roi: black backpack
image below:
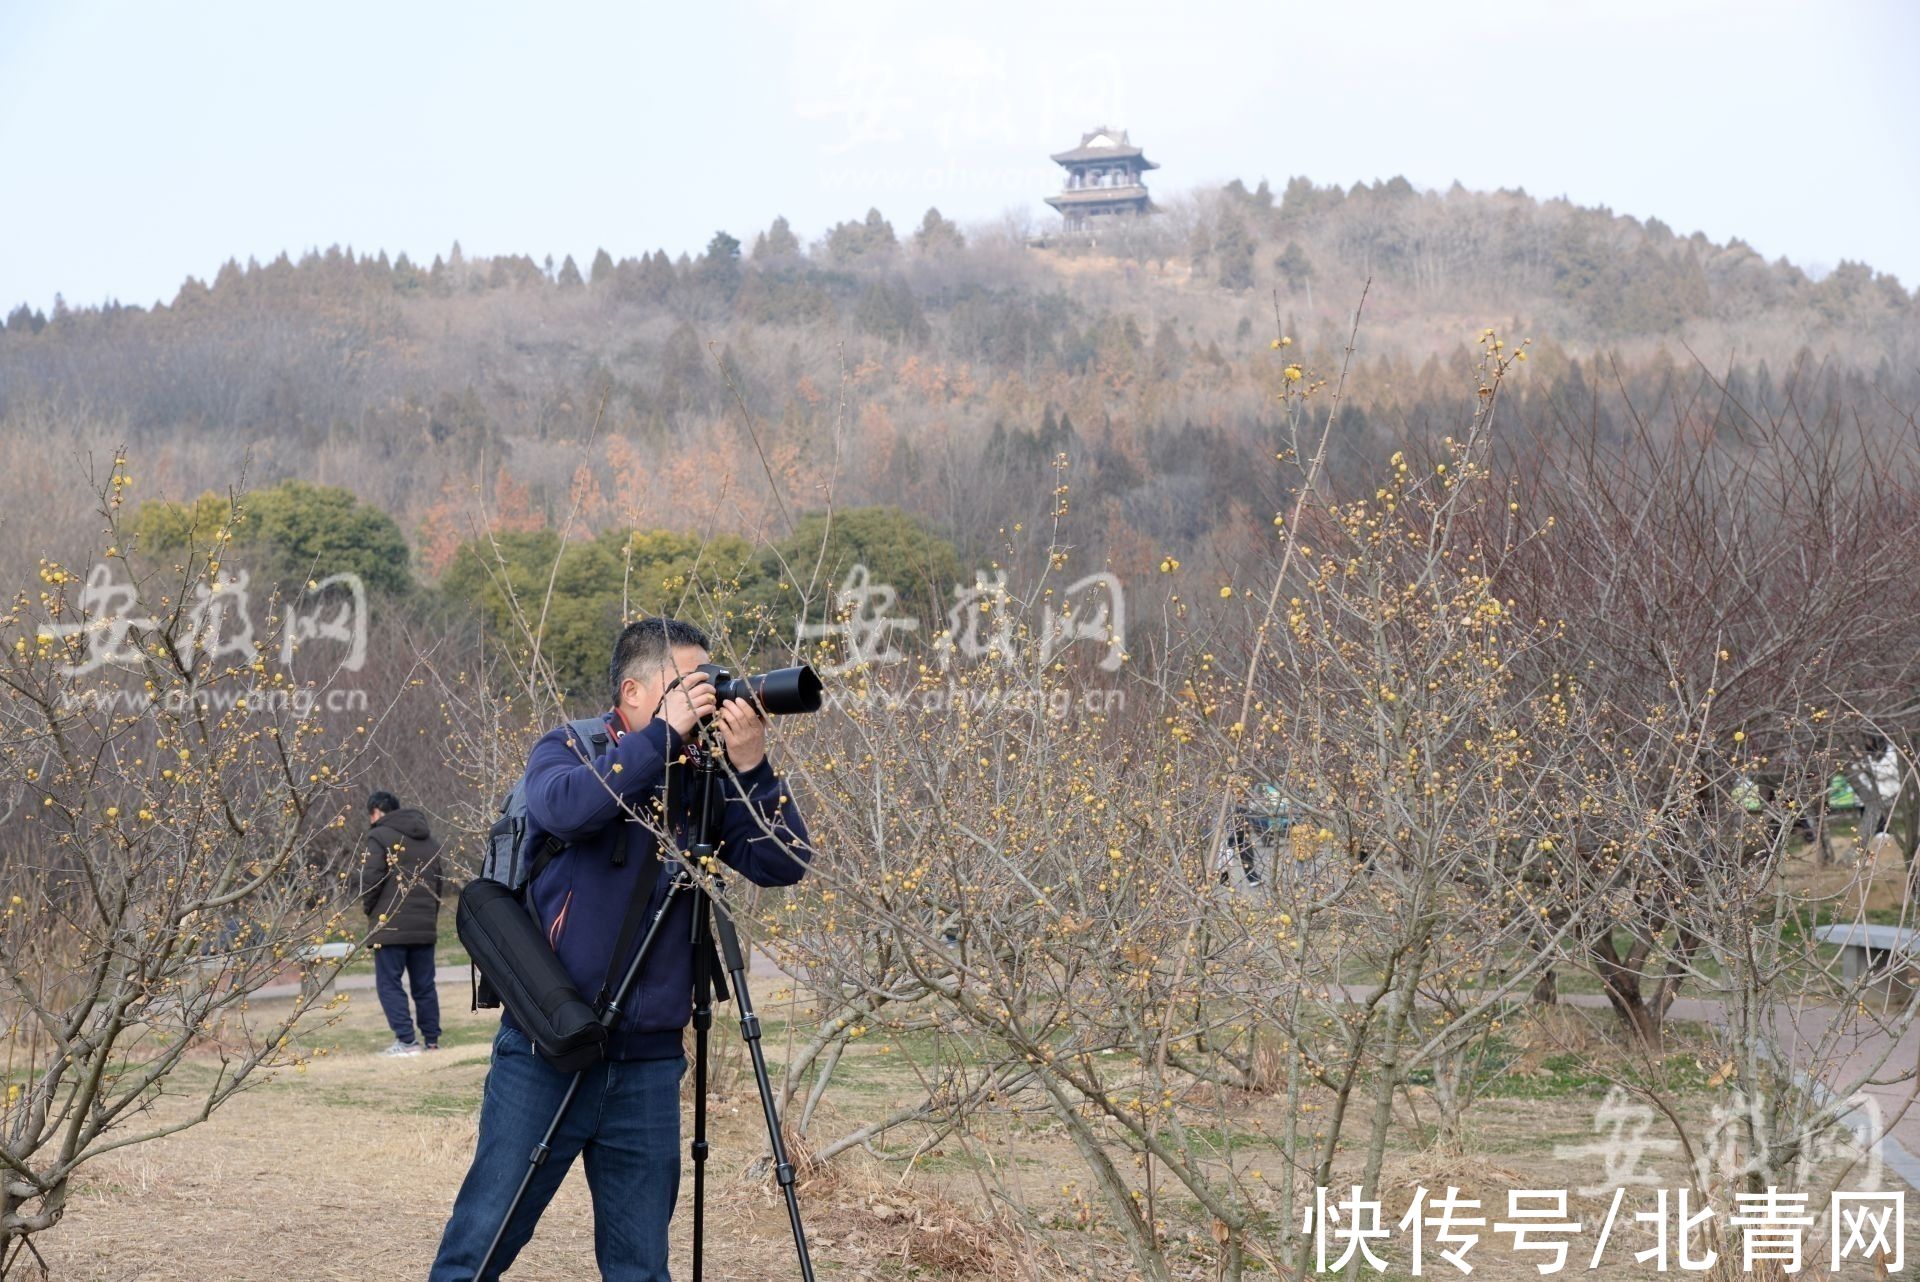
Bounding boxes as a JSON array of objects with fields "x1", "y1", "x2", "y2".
[{"x1": 480, "y1": 715, "x2": 610, "y2": 892}]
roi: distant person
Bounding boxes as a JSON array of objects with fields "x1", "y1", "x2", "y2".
[{"x1": 360, "y1": 790, "x2": 445, "y2": 1057}]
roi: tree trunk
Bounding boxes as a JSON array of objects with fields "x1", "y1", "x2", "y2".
[
  {"x1": 1531, "y1": 967, "x2": 1558, "y2": 1005},
  {"x1": 1361, "y1": 952, "x2": 1423, "y2": 1198}
]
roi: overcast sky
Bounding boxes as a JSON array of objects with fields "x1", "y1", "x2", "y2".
[{"x1": 2, "y1": 0, "x2": 1915, "y2": 312}]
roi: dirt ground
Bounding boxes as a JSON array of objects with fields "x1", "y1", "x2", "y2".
[
  {"x1": 27, "y1": 978, "x2": 1911, "y2": 1281},
  {"x1": 33, "y1": 986, "x2": 1052, "y2": 1282}
]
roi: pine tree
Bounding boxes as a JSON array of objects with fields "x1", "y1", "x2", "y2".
[
  {"x1": 698, "y1": 231, "x2": 742, "y2": 299},
  {"x1": 757, "y1": 215, "x2": 801, "y2": 259},
  {"x1": 639, "y1": 250, "x2": 676, "y2": 301},
  {"x1": 825, "y1": 209, "x2": 898, "y2": 265},
  {"x1": 1214, "y1": 212, "x2": 1255, "y2": 291},
  {"x1": 590, "y1": 248, "x2": 616, "y2": 286},
  {"x1": 393, "y1": 253, "x2": 422, "y2": 294},
  {"x1": 913, "y1": 207, "x2": 965, "y2": 253},
  {"x1": 1188, "y1": 220, "x2": 1213, "y2": 274},
  {"x1": 1274, "y1": 242, "x2": 1314, "y2": 302},
  {"x1": 557, "y1": 254, "x2": 585, "y2": 288}
]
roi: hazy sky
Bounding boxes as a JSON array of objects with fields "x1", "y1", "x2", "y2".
[{"x1": 3, "y1": 0, "x2": 1916, "y2": 312}]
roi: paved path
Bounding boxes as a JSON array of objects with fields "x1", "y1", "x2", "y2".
[
  {"x1": 1552, "y1": 990, "x2": 1920, "y2": 1183},
  {"x1": 1325, "y1": 982, "x2": 1920, "y2": 1190},
  {"x1": 251, "y1": 945, "x2": 795, "y2": 1005},
  {"x1": 261, "y1": 953, "x2": 1920, "y2": 1189}
]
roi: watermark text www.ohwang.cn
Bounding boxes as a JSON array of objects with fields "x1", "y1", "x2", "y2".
[{"x1": 60, "y1": 685, "x2": 369, "y2": 718}]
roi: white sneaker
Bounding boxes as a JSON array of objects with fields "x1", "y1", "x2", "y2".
[{"x1": 380, "y1": 1040, "x2": 423, "y2": 1057}]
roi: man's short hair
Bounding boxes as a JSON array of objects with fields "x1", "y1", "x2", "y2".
[
  {"x1": 609, "y1": 616, "x2": 711, "y2": 705},
  {"x1": 367, "y1": 790, "x2": 401, "y2": 816}
]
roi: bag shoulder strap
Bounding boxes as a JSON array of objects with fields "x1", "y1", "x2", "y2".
[
  {"x1": 521, "y1": 715, "x2": 616, "y2": 894},
  {"x1": 597, "y1": 864, "x2": 668, "y2": 1015}
]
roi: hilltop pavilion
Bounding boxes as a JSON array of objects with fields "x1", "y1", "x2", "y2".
[{"x1": 1044, "y1": 127, "x2": 1159, "y2": 234}]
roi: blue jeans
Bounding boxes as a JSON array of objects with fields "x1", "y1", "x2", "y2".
[
  {"x1": 373, "y1": 942, "x2": 441, "y2": 1045},
  {"x1": 430, "y1": 1024, "x2": 685, "y2": 1281}
]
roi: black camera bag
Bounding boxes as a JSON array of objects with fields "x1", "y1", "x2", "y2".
[{"x1": 457, "y1": 876, "x2": 607, "y2": 1073}]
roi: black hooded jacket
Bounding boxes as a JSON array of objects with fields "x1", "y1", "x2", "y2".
[{"x1": 359, "y1": 808, "x2": 445, "y2": 947}]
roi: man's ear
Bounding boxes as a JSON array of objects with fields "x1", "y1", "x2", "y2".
[{"x1": 619, "y1": 675, "x2": 648, "y2": 715}]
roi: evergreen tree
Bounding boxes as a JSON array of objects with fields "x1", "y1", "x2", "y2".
[
  {"x1": 824, "y1": 208, "x2": 898, "y2": 265},
  {"x1": 557, "y1": 254, "x2": 585, "y2": 289},
  {"x1": 913, "y1": 207, "x2": 965, "y2": 253},
  {"x1": 1274, "y1": 242, "x2": 1314, "y2": 306},
  {"x1": 1214, "y1": 212, "x2": 1255, "y2": 291},
  {"x1": 756, "y1": 215, "x2": 801, "y2": 259},
  {"x1": 392, "y1": 253, "x2": 422, "y2": 294},
  {"x1": 639, "y1": 250, "x2": 677, "y2": 301},
  {"x1": 855, "y1": 277, "x2": 929, "y2": 343},
  {"x1": 697, "y1": 231, "x2": 742, "y2": 299},
  {"x1": 590, "y1": 247, "x2": 616, "y2": 286},
  {"x1": 1187, "y1": 219, "x2": 1213, "y2": 274}
]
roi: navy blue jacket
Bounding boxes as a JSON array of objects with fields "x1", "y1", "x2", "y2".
[{"x1": 506, "y1": 712, "x2": 812, "y2": 1060}]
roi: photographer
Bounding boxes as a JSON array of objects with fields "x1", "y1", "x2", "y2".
[{"x1": 430, "y1": 617, "x2": 812, "y2": 1282}]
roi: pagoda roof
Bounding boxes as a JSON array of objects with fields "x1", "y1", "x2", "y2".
[{"x1": 1050, "y1": 127, "x2": 1159, "y2": 168}]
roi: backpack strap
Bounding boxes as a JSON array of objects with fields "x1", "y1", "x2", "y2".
[
  {"x1": 523, "y1": 715, "x2": 618, "y2": 897},
  {"x1": 563, "y1": 714, "x2": 613, "y2": 759}
]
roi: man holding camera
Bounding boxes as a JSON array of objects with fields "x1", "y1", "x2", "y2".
[{"x1": 430, "y1": 617, "x2": 812, "y2": 1282}]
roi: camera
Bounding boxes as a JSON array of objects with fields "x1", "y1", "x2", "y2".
[{"x1": 694, "y1": 663, "x2": 824, "y2": 716}]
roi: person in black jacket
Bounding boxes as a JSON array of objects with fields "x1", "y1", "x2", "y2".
[
  {"x1": 429, "y1": 617, "x2": 812, "y2": 1282},
  {"x1": 361, "y1": 790, "x2": 446, "y2": 1057}
]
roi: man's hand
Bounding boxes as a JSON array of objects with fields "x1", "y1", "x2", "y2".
[
  {"x1": 715, "y1": 697, "x2": 767, "y2": 773},
  {"x1": 658, "y1": 669, "x2": 717, "y2": 738}
]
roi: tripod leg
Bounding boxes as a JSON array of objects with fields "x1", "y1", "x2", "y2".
[
  {"x1": 475, "y1": 1071, "x2": 584, "y2": 1280},
  {"x1": 690, "y1": 889, "x2": 713, "y2": 1282},
  {"x1": 709, "y1": 896, "x2": 817, "y2": 1282},
  {"x1": 476, "y1": 877, "x2": 687, "y2": 1280}
]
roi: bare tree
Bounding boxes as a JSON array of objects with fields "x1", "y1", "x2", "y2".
[{"x1": 0, "y1": 462, "x2": 380, "y2": 1274}]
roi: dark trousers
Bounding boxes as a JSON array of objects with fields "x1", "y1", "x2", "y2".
[
  {"x1": 373, "y1": 941, "x2": 441, "y2": 1045},
  {"x1": 430, "y1": 1024, "x2": 684, "y2": 1281}
]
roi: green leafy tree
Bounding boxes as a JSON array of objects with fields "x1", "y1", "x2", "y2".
[
  {"x1": 767, "y1": 506, "x2": 962, "y2": 639},
  {"x1": 131, "y1": 492, "x2": 238, "y2": 554},
  {"x1": 134, "y1": 481, "x2": 412, "y2": 597},
  {"x1": 442, "y1": 527, "x2": 768, "y2": 699}
]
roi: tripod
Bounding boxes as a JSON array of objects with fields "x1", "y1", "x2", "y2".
[{"x1": 475, "y1": 748, "x2": 816, "y2": 1282}]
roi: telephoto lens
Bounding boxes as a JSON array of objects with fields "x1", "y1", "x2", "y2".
[{"x1": 695, "y1": 663, "x2": 824, "y2": 716}]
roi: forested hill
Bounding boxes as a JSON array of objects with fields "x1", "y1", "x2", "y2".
[{"x1": 3, "y1": 175, "x2": 1915, "y2": 583}]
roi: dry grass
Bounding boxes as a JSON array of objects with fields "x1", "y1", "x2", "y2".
[
  {"x1": 28, "y1": 971, "x2": 1875, "y2": 1281},
  {"x1": 33, "y1": 988, "x2": 1032, "y2": 1282}
]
